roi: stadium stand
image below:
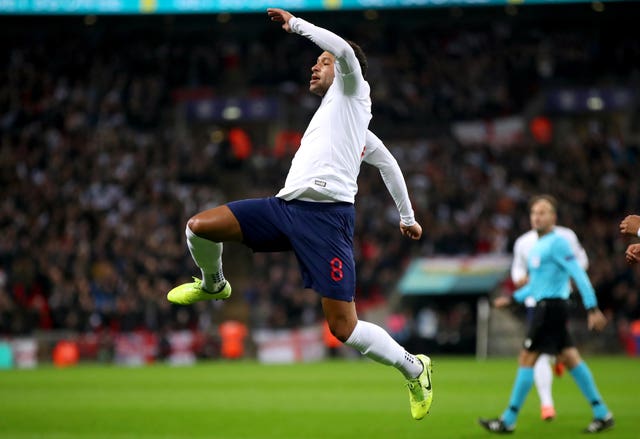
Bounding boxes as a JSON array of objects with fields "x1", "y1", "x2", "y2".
[{"x1": 1, "y1": 5, "x2": 639, "y2": 360}]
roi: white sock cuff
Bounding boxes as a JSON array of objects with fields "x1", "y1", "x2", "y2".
[
  {"x1": 344, "y1": 320, "x2": 365, "y2": 351},
  {"x1": 344, "y1": 320, "x2": 402, "y2": 367},
  {"x1": 344, "y1": 320, "x2": 422, "y2": 379}
]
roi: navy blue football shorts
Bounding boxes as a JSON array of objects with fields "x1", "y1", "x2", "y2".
[{"x1": 227, "y1": 197, "x2": 356, "y2": 302}]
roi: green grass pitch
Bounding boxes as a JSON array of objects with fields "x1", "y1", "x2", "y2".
[{"x1": 1, "y1": 356, "x2": 636, "y2": 439}]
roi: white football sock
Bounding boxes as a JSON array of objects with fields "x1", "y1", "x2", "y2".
[
  {"x1": 185, "y1": 225, "x2": 226, "y2": 292},
  {"x1": 534, "y1": 353, "x2": 554, "y2": 407},
  {"x1": 345, "y1": 320, "x2": 423, "y2": 379}
]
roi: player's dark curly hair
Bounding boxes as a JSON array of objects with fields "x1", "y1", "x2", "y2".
[{"x1": 347, "y1": 40, "x2": 367, "y2": 78}]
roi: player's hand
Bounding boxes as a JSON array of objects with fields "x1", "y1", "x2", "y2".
[
  {"x1": 587, "y1": 308, "x2": 607, "y2": 332},
  {"x1": 267, "y1": 8, "x2": 294, "y2": 32},
  {"x1": 625, "y1": 243, "x2": 640, "y2": 265},
  {"x1": 619, "y1": 214, "x2": 640, "y2": 236},
  {"x1": 493, "y1": 296, "x2": 512, "y2": 308},
  {"x1": 400, "y1": 222, "x2": 422, "y2": 240}
]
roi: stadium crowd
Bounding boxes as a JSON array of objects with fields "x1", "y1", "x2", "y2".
[{"x1": 1, "y1": 7, "x2": 639, "y2": 356}]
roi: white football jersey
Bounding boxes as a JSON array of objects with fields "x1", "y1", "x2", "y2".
[{"x1": 276, "y1": 17, "x2": 372, "y2": 204}]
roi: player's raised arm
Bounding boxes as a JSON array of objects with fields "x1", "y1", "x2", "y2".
[
  {"x1": 268, "y1": 8, "x2": 355, "y2": 69},
  {"x1": 267, "y1": 7, "x2": 364, "y2": 94},
  {"x1": 266, "y1": 8, "x2": 293, "y2": 32}
]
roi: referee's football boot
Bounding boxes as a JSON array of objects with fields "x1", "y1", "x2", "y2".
[
  {"x1": 407, "y1": 354, "x2": 433, "y2": 420},
  {"x1": 583, "y1": 414, "x2": 614, "y2": 433},
  {"x1": 478, "y1": 418, "x2": 515, "y2": 434},
  {"x1": 167, "y1": 277, "x2": 231, "y2": 305}
]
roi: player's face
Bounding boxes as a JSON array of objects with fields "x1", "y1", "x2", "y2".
[
  {"x1": 530, "y1": 200, "x2": 557, "y2": 235},
  {"x1": 309, "y1": 51, "x2": 335, "y2": 97}
]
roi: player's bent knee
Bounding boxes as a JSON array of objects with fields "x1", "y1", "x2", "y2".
[
  {"x1": 187, "y1": 217, "x2": 206, "y2": 235},
  {"x1": 187, "y1": 206, "x2": 243, "y2": 242}
]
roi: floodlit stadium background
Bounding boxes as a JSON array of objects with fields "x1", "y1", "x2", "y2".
[{"x1": 1, "y1": 0, "x2": 639, "y2": 368}]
